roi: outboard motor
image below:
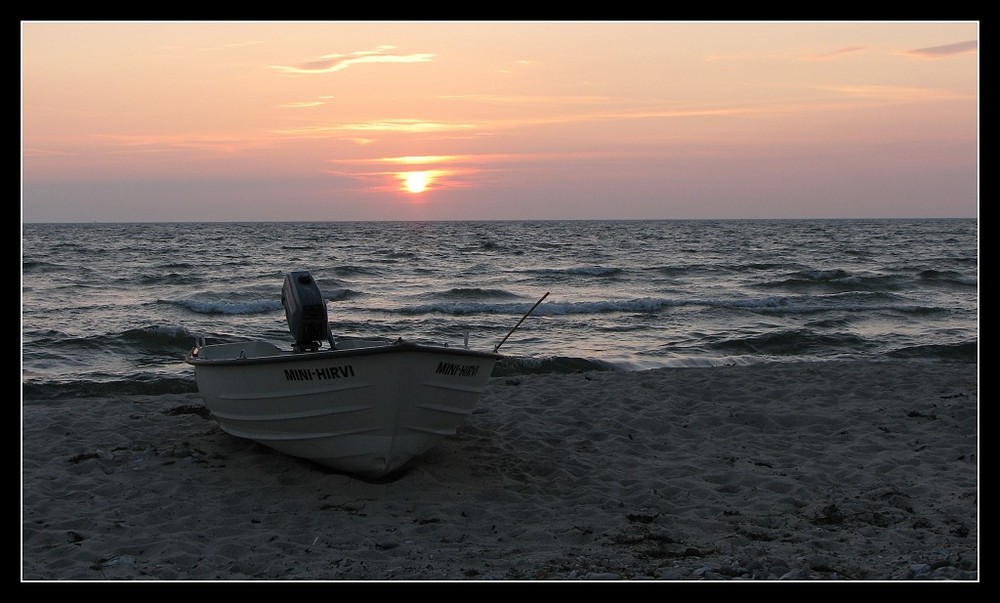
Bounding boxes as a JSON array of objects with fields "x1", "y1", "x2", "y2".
[{"x1": 282, "y1": 271, "x2": 332, "y2": 351}]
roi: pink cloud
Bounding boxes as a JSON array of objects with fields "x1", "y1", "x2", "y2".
[{"x1": 899, "y1": 40, "x2": 978, "y2": 58}]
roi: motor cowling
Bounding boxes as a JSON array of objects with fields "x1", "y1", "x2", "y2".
[{"x1": 281, "y1": 271, "x2": 330, "y2": 351}]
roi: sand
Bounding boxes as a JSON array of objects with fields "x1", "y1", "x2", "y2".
[{"x1": 21, "y1": 360, "x2": 978, "y2": 581}]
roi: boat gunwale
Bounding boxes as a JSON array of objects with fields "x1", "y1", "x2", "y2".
[{"x1": 185, "y1": 339, "x2": 503, "y2": 367}]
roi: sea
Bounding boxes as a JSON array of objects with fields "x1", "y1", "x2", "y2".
[{"x1": 21, "y1": 219, "x2": 978, "y2": 402}]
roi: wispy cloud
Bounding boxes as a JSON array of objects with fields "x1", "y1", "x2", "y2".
[
  {"x1": 268, "y1": 45, "x2": 435, "y2": 75},
  {"x1": 898, "y1": 40, "x2": 978, "y2": 58},
  {"x1": 434, "y1": 94, "x2": 612, "y2": 106},
  {"x1": 818, "y1": 84, "x2": 970, "y2": 102},
  {"x1": 279, "y1": 95, "x2": 335, "y2": 109},
  {"x1": 374, "y1": 155, "x2": 463, "y2": 166},
  {"x1": 271, "y1": 120, "x2": 477, "y2": 138},
  {"x1": 704, "y1": 52, "x2": 793, "y2": 62},
  {"x1": 90, "y1": 133, "x2": 275, "y2": 156},
  {"x1": 800, "y1": 46, "x2": 868, "y2": 61},
  {"x1": 197, "y1": 40, "x2": 266, "y2": 52},
  {"x1": 157, "y1": 40, "x2": 266, "y2": 58}
]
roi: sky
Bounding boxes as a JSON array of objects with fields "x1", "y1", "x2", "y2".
[{"x1": 20, "y1": 20, "x2": 979, "y2": 222}]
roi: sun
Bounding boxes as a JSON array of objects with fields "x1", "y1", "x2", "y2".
[{"x1": 403, "y1": 171, "x2": 430, "y2": 194}]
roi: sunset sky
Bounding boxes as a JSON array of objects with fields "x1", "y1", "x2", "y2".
[{"x1": 21, "y1": 21, "x2": 979, "y2": 222}]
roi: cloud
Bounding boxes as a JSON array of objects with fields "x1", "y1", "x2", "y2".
[
  {"x1": 375, "y1": 155, "x2": 463, "y2": 166},
  {"x1": 434, "y1": 94, "x2": 612, "y2": 106},
  {"x1": 817, "y1": 84, "x2": 968, "y2": 103},
  {"x1": 89, "y1": 133, "x2": 276, "y2": 156},
  {"x1": 281, "y1": 101, "x2": 325, "y2": 108},
  {"x1": 800, "y1": 46, "x2": 868, "y2": 61},
  {"x1": 269, "y1": 45, "x2": 435, "y2": 75},
  {"x1": 271, "y1": 120, "x2": 477, "y2": 138},
  {"x1": 899, "y1": 40, "x2": 978, "y2": 58}
]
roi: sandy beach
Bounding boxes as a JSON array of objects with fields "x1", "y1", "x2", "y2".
[{"x1": 21, "y1": 360, "x2": 978, "y2": 581}]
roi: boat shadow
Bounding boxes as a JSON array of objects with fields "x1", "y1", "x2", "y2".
[{"x1": 313, "y1": 463, "x2": 415, "y2": 484}]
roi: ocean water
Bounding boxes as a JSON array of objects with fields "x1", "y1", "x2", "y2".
[{"x1": 21, "y1": 219, "x2": 978, "y2": 401}]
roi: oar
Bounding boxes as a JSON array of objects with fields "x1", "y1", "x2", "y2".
[{"x1": 494, "y1": 292, "x2": 550, "y2": 353}]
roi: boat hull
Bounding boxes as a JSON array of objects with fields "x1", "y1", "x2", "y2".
[{"x1": 186, "y1": 340, "x2": 499, "y2": 478}]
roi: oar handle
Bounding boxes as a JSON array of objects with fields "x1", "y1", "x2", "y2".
[{"x1": 494, "y1": 292, "x2": 550, "y2": 353}]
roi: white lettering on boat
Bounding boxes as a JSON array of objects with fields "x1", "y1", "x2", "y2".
[
  {"x1": 284, "y1": 365, "x2": 356, "y2": 381},
  {"x1": 435, "y1": 362, "x2": 480, "y2": 377}
]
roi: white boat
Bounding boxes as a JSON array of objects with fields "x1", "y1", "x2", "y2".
[{"x1": 185, "y1": 271, "x2": 522, "y2": 479}]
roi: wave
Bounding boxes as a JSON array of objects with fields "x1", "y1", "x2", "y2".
[
  {"x1": 416, "y1": 288, "x2": 524, "y2": 302},
  {"x1": 118, "y1": 325, "x2": 198, "y2": 347},
  {"x1": 885, "y1": 341, "x2": 979, "y2": 363},
  {"x1": 394, "y1": 297, "x2": 681, "y2": 317},
  {"x1": 326, "y1": 288, "x2": 363, "y2": 301},
  {"x1": 22, "y1": 375, "x2": 199, "y2": 402},
  {"x1": 523, "y1": 266, "x2": 624, "y2": 278},
  {"x1": 385, "y1": 250, "x2": 417, "y2": 260},
  {"x1": 648, "y1": 262, "x2": 786, "y2": 277},
  {"x1": 758, "y1": 269, "x2": 906, "y2": 293},
  {"x1": 917, "y1": 269, "x2": 978, "y2": 287},
  {"x1": 476, "y1": 240, "x2": 504, "y2": 252},
  {"x1": 21, "y1": 260, "x2": 51, "y2": 272},
  {"x1": 170, "y1": 298, "x2": 283, "y2": 315},
  {"x1": 760, "y1": 268, "x2": 978, "y2": 294},
  {"x1": 391, "y1": 292, "x2": 938, "y2": 318},
  {"x1": 491, "y1": 354, "x2": 620, "y2": 377},
  {"x1": 330, "y1": 265, "x2": 383, "y2": 277},
  {"x1": 706, "y1": 329, "x2": 873, "y2": 356},
  {"x1": 128, "y1": 272, "x2": 201, "y2": 286},
  {"x1": 722, "y1": 292, "x2": 942, "y2": 316},
  {"x1": 23, "y1": 325, "x2": 198, "y2": 354}
]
